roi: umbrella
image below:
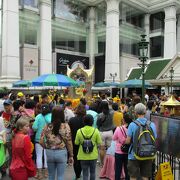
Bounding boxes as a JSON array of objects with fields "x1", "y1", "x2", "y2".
[
  {"x1": 31, "y1": 74, "x2": 78, "y2": 87},
  {"x1": 94, "y1": 82, "x2": 120, "y2": 87},
  {"x1": 118, "y1": 79, "x2": 152, "y2": 88},
  {"x1": 12, "y1": 80, "x2": 31, "y2": 87}
]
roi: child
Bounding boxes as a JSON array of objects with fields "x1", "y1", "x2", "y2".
[{"x1": 10, "y1": 116, "x2": 36, "y2": 180}]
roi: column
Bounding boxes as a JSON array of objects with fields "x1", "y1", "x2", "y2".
[
  {"x1": 177, "y1": 15, "x2": 180, "y2": 53},
  {"x1": 105, "y1": 0, "x2": 120, "y2": 82},
  {"x1": 0, "y1": 0, "x2": 20, "y2": 87},
  {"x1": 88, "y1": 7, "x2": 96, "y2": 68},
  {"x1": 144, "y1": 14, "x2": 150, "y2": 58},
  {"x1": 39, "y1": 0, "x2": 52, "y2": 75},
  {"x1": 164, "y1": 6, "x2": 176, "y2": 59}
]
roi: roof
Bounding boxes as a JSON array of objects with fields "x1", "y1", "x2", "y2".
[
  {"x1": 127, "y1": 59, "x2": 170, "y2": 80},
  {"x1": 144, "y1": 59, "x2": 170, "y2": 80},
  {"x1": 127, "y1": 68, "x2": 142, "y2": 80}
]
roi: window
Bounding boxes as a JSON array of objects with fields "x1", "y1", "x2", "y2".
[
  {"x1": 150, "y1": 12, "x2": 165, "y2": 31},
  {"x1": 19, "y1": 0, "x2": 38, "y2": 8},
  {"x1": 150, "y1": 36, "x2": 164, "y2": 58}
]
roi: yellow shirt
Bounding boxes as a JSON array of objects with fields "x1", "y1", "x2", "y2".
[{"x1": 113, "y1": 111, "x2": 123, "y2": 127}]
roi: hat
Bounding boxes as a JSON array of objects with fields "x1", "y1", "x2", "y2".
[
  {"x1": 3, "y1": 99, "x2": 12, "y2": 106},
  {"x1": 17, "y1": 92, "x2": 24, "y2": 97}
]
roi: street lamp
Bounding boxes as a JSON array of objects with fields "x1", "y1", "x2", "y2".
[
  {"x1": 110, "y1": 73, "x2": 117, "y2": 83},
  {"x1": 138, "y1": 35, "x2": 149, "y2": 104},
  {"x1": 169, "y1": 67, "x2": 174, "y2": 94}
]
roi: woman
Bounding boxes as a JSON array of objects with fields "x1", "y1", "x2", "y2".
[
  {"x1": 69, "y1": 104, "x2": 86, "y2": 180},
  {"x1": 40, "y1": 106, "x2": 74, "y2": 180},
  {"x1": 10, "y1": 116, "x2": 36, "y2": 180},
  {"x1": 113, "y1": 113, "x2": 132, "y2": 180},
  {"x1": 75, "y1": 114, "x2": 102, "y2": 180},
  {"x1": 96, "y1": 101, "x2": 114, "y2": 166},
  {"x1": 32, "y1": 104, "x2": 51, "y2": 179}
]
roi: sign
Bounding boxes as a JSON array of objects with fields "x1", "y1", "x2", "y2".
[
  {"x1": 56, "y1": 53, "x2": 89, "y2": 75},
  {"x1": 22, "y1": 47, "x2": 39, "y2": 80},
  {"x1": 151, "y1": 114, "x2": 180, "y2": 157},
  {"x1": 155, "y1": 162, "x2": 173, "y2": 180}
]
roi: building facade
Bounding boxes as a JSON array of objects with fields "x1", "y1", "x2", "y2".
[{"x1": 0, "y1": 0, "x2": 180, "y2": 88}]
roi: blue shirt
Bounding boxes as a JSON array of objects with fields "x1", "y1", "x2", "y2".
[
  {"x1": 32, "y1": 113, "x2": 52, "y2": 142},
  {"x1": 127, "y1": 118, "x2": 157, "y2": 160}
]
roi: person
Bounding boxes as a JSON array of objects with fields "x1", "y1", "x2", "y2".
[
  {"x1": 17, "y1": 92, "x2": 25, "y2": 101},
  {"x1": 69, "y1": 104, "x2": 86, "y2": 180},
  {"x1": 96, "y1": 101, "x2": 114, "y2": 166},
  {"x1": 112, "y1": 102, "x2": 123, "y2": 127},
  {"x1": 86, "y1": 103, "x2": 98, "y2": 128},
  {"x1": 40, "y1": 106, "x2": 74, "y2": 180},
  {"x1": 125, "y1": 103, "x2": 157, "y2": 180},
  {"x1": 32, "y1": 104, "x2": 51, "y2": 179},
  {"x1": 113, "y1": 113, "x2": 132, "y2": 180},
  {"x1": 0, "y1": 117, "x2": 6, "y2": 177},
  {"x1": 64, "y1": 101, "x2": 75, "y2": 122},
  {"x1": 75, "y1": 114, "x2": 102, "y2": 180},
  {"x1": 10, "y1": 116, "x2": 36, "y2": 180}
]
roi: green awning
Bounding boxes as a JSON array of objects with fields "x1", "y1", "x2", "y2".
[
  {"x1": 145, "y1": 59, "x2": 170, "y2": 80},
  {"x1": 127, "y1": 68, "x2": 142, "y2": 80}
]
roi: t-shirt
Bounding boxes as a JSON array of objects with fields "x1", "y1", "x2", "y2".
[{"x1": 127, "y1": 117, "x2": 157, "y2": 160}]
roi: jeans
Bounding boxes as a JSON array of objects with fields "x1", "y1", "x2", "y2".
[
  {"x1": 73, "y1": 145, "x2": 82, "y2": 178},
  {"x1": 35, "y1": 143, "x2": 47, "y2": 168},
  {"x1": 80, "y1": 160, "x2": 97, "y2": 180},
  {"x1": 115, "y1": 153, "x2": 129, "y2": 180},
  {"x1": 46, "y1": 149, "x2": 67, "y2": 180}
]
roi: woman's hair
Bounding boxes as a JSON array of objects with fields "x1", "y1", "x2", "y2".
[
  {"x1": 123, "y1": 113, "x2": 132, "y2": 127},
  {"x1": 51, "y1": 106, "x2": 65, "y2": 136},
  {"x1": 16, "y1": 116, "x2": 30, "y2": 131},
  {"x1": 112, "y1": 103, "x2": 119, "y2": 111},
  {"x1": 13, "y1": 100, "x2": 24, "y2": 111},
  {"x1": 101, "y1": 101, "x2": 109, "y2": 115},
  {"x1": 83, "y1": 114, "x2": 93, "y2": 126},
  {"x1": 41, "y1": 104, "x2": 51, "y2": 116},
  {"x1": 75, "y1": 104, "x2": 86, "y2": 117},
  {"x1": 33, "y1": 95, "x2": 39, "y2": 104},
  {"x1": 25, "y1": 99, "x2": 36, "y2": 109}
]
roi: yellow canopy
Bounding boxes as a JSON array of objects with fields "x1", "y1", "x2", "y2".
[{"x1": 162, "y1": 96, "x2": 180, "y2": 106}]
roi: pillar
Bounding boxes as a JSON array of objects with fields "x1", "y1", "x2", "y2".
[
  {"x1": 164, "y1": 6, "x2": 176, "y2": 59},
  {"x1": 0, "y1": 0, "x2": 20, "y2": 87},
  {"x1": 39, "y1": 0, "x2": 52, "y2": 75},
  {"x1": 145, "y1": 14, "x2": 150, "y2": 58},
  {"x1": 105, "y1": 0, "x2": 120, "y2": 82},
  {"x1": 88, "y1": 7, "x2": 96, "y2": 68},
  {"x1": 177, "y1": 15, "x2": 180, "y2": 53}
]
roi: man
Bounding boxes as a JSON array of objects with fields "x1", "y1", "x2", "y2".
[
  {"x1": 126, "y1": 103, "x2": 157, "y2": 180},
  {"x1": 0, "y1": 93, "x2": 9, "y2": 113}
]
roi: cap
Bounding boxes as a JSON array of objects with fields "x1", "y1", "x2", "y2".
[
  {"x1": 17, "y1": 92, "x2": 24, "y2": 97},
  {"x1": 3, "y1": 99, "x2": 12, "y2": 106}
]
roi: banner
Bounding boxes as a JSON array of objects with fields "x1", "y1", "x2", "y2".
[
  {"x1": 151, "y1": 114, "x2": 180, "y2": 157},
  {"x1": 56, "y1": 53, "x2": 89, "y2": 75}
]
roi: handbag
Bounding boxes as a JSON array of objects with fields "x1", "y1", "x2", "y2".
[{"x1": 120, "y1": 126, "x2": 130, "y2": 153}]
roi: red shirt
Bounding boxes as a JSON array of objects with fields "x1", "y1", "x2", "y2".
[{"x1": 10, "y1": 132, "x2": 36, "y2": 176}]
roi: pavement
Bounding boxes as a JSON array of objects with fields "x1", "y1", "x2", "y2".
[{"x1": 1, "y1": 165, "x2": 107, "y2": 180}]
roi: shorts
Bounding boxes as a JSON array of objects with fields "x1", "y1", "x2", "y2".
[
  {"x1": 127, "y1": 160, "x2": 153, "y2": 178},
  {"x1": 100, "y1": 130, "x2": 113, "y2": 147}
]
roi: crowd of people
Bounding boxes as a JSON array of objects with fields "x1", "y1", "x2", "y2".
[{"x1": 0, "y1": 90, "x2": 177, "y2": 180}]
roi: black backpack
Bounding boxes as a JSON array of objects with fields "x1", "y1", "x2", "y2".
[
  {"x1": 80, "y1": 128, "x2": 96, "y2": 153},
  {"x1": 133, "y1": 120, "x2": 156, "y2": 160}
]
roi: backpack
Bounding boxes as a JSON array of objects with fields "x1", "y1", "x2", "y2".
[
  {"x1": 133, "y1": 120, "x2": 156, "y2": 160},
  {"x1": 80, "y1": 128, "x2": 96, "y2": 153}
]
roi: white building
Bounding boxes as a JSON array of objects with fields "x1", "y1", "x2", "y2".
[{"x1": 0, "y1": 0, "x2": 180, "y2": 90}]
